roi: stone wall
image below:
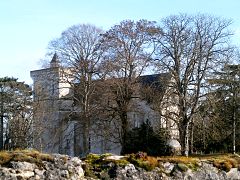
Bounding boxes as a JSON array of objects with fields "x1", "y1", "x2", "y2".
[
  {"x1": 1, "y1": 153, "x2": 240, "y2": 179},
  {"x1": 0, "y1": 154, "x2": 84, "y2": 180}
]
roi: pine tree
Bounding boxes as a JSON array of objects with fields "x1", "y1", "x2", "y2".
[{"x1": 208, "y1": 64, "x2": 240, "y2": 154}]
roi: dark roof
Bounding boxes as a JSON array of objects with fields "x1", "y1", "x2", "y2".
[
  {"x1": 73, "y1": 73, "x2": 170, "y2": 90},
  {"x1": 138, "y1": 73, "x2": 171, "y2": 103},
  {"x1": 139, "y1": 73, "x2": 171, "y2": 88},
  {"x1": 50, "y1": 53, "x2": 60, "y2": 68}
]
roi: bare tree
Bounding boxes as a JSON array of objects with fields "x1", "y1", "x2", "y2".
[
  {"x1": 99, "y1": 20, "x2": 160, "y2": 154},
  {"x1": 49, "y1": 24, "x2": 104, "y2": 157},
  {"x1": 155, "y1": 14, "x2": 233, "y2": 156}
]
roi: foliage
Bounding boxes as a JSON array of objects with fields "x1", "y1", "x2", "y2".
[
  {"x1": 193, "y1": 64, "x2": 240, "y2": 154},
  {"x1": 202, "y1": 154, "x2": 238, "y2": 172},
  {"x1": 0, "y1": 149, "x2": 54, "y2": 168},
  {"x1": 127, "y1": 153, "x2": 159, "y2": 171},
  {"x1": 82, "y1": 152, "x2": 240, "y2": 178},
  {"x1": 0, "y1": 77, "x2": 32, "y2": 150},
  {"x1": 84, "y1": 152, "x2": 161, "y2": 174},
  {"x1": 190, "y1": 153, "x2": 240, "y2": 172},
  {"x1": 84, "y1": 152, "x2": 240, "y2": 173},
  {"x1": 36, "y1": 14, "x2": 236, "y2": 157},
  {"x1": 123, "y1": 120, "x2": 170, "y2": 156},
  {"x1": 158, "y1": 156, "x2": 199, "y2": 165},
  {"x1": 83, "y1": 153, "x2": 130, "y2": 178}
]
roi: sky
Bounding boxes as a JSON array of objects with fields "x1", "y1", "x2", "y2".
[{"x1": 0, "y1": 0, "x2": 240, "y2": 85}]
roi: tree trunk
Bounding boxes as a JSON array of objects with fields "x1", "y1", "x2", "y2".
[
  {"x1": 120, "y1": 111, "x2": 128, "y2": 155},
  {"x1": 233, "y1": 116, "x2": 236, "y2": 154},
  {"x1": 189, "y1": 122, "x2": 194, "y2": 155},
  {"x1": 0, "y1": 114, "x2": 3, "y2": 150},
  {"x1": 0, "y1": 90, "x2": 3, "y2": 150},
  {"x1": 74, "y1": 121, "x2": 89, "y2": 158},
  {"x1": 82, "y1": 121, "x2": 90, "y2": 157},
  {"x1": 179, "y1": 121, "x2": 189, "y2": 156},
  {"x1": 232, "y1": 92, "x2": 236, "y2": 154},
  {"x1": 74, "y1": 122, "x2": 81, "y2": 157}
]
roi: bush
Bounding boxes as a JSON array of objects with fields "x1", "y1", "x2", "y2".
[
  {"x1": 0, "y1": 149, "x2": 54, "y2": 168},
  {"x1": 212, "y1": 157, "x2": 238, "y2": 172},
  {"x1": 127, "y1": 153, "x2": 158, "y2": 171},
  {"x1": 122, "y1": 120, "x2": 170, "y2": 156}
]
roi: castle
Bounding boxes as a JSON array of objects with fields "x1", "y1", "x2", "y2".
[{"x1": 30, "y1": 54, "x2": 179, "y2": 157}]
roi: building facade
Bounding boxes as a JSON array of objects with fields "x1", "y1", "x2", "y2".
[{"x1": 31, "y1": 54, "x2": 179, "y2": 157}]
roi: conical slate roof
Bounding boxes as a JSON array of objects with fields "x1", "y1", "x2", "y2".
[{"x1": 50, "y1": 53, "x2": 59, "y2": 68}]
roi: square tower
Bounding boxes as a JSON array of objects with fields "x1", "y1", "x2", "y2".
[{"x1": 30, "y1": 54, "x2": 74, "y2": 154}]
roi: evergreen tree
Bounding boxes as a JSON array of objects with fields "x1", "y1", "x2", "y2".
[
  {"x1": 193, "y1": 64, "x2": 240, "y2": 153},
  {"x1": 0, "y1": 77, "x2": 32, "y2": 150},
  {"x1": 124, "y1": 120, "x2": 170, "y2": 156}
]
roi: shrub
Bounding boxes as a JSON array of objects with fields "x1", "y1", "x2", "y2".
[
  {"x1": 0, "y1": 151, "x2": 12, "y2": 165},
  {"x1": 84, "y1": 153, "x2": 130, "y2": 178},
  {"x1": 0, "y1": 149, "x2": 54, "y2": 168},
  {"x1": 213, "y1": 158, "x2": 236, "y2": 172},
  {"x1": 123, "y1": 120, "x2": 170, "y2": 156},
  {"x1": 127, "y1": 152, "x2": 159, "y2": 171},
  {"x1": 135, "y1": 151, "x2": 147, "y2": 160}
]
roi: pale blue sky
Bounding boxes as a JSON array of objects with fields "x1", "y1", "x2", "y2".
[{"x1": 0, "y1": 0, "x2": 240, "y2": 84}]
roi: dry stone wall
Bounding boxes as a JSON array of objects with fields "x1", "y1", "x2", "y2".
[
  {"x1": 0, "y1": 154, "x2": 84, "y2": 180},
  {"x1": 0, "y1": 153, "x2": 240, "y2": 179}
]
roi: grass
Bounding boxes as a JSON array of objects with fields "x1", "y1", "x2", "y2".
[
  {"x1": 157, "y1": 153, "x2": 240, "y2": 172},
  {"x1": 83, "y1": 153, "x2": 131, "y2": 178},
  {"x1": 158, "y1": 156, "x2": 199, "y2": 164},
  {"x1": 126, "y1": 152, "x2": 240, "y2": 172},
  {"x1": 158, "y1": 155, "x2": 200, "y2": 171},
  {"x1": 195, "y1": 153, "x2": 240, "y2": 172},
  {"x1": 83, "y1": 152, "x2": 240, "y2": 177},
  {"x1": 1, "y1": 149, "x2": 237, "y2": 178},
  {"x1": 127, "y1": 153, "x2": 159, "y2": 171},
  {"x1": 0, "y1": 149, "x2": 54, "y2": 168}
]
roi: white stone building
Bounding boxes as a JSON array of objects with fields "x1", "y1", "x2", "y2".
[{"x1": 30, "y1": 54, "x2": 179, "y2": 157}]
